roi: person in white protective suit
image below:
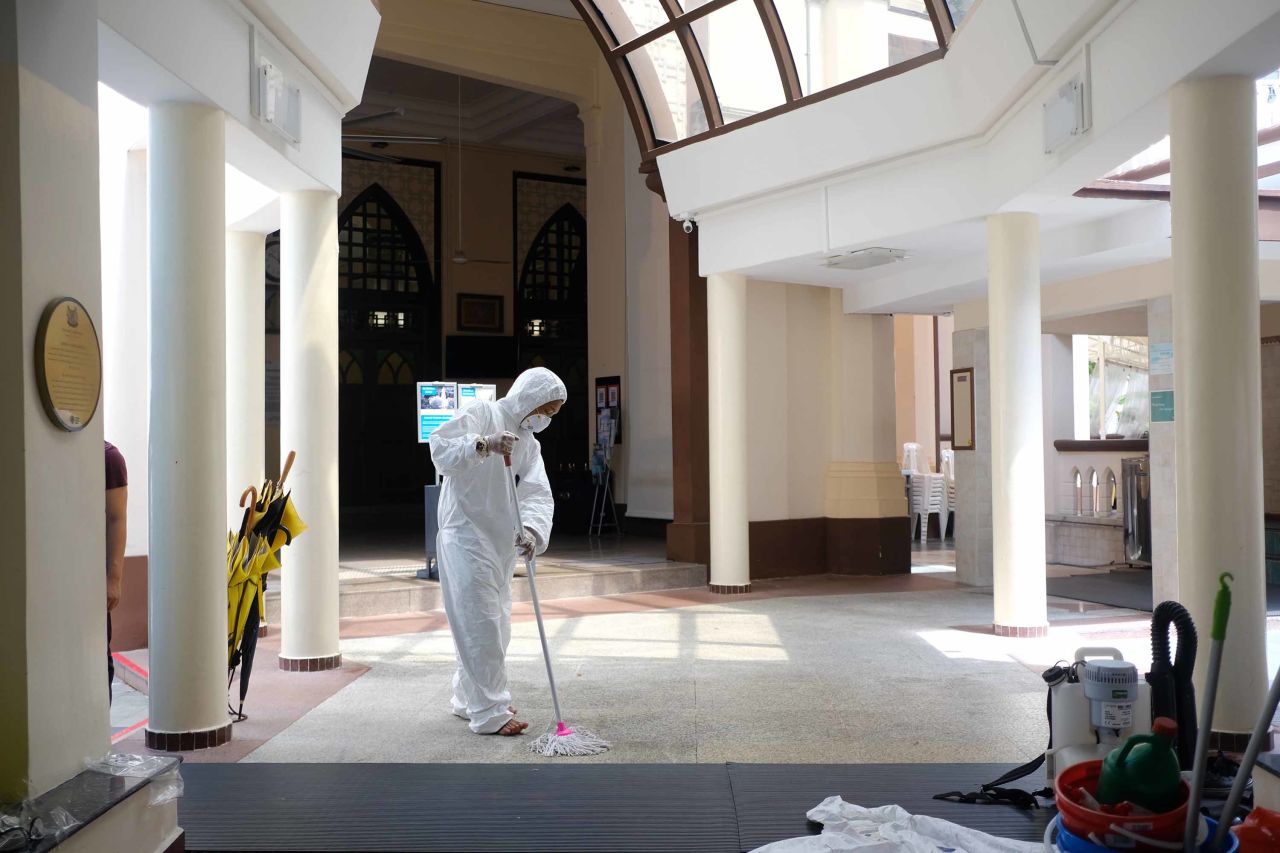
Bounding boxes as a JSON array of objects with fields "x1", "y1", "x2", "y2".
[{"x1": 429, "y1": 367, "x2": 566, "y2": 736}]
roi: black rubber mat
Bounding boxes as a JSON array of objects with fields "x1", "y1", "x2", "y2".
[
  {"x1": 181, "y1": 762, "x2": 1055, "y2": 852},
  {"x1": 1047, "y1": 570, "x2": 1280, "y2": 614},
  {"x1": 180, "y1": 763, "x2": 740, "y2": 852},
  {"x1": 728, "y1": 762, "x2": 1054, "y2": 851}
]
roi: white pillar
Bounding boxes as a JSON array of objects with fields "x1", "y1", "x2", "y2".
[
  {"x1": 102, "y1": 149, "x2": 151, "y2": 556},
  {"x1": 226, "y1": 231, "x2": 266, "y2": 531},
  {"x1": 987, "y1": 212, "x2": 1048, "y2": 635},
  {"x1": 1172, "y1": 76, "x2": 1267, "y2": 732},
  {"x1": 1147, "y1": 297, "x2": 1179, "y2": 605},
  {"x1": 147, "y1": 102, "x2": 230, "y2": 746},
  {"x1": 707, "y1": 273, "x2": 751, "y2": 590},
  {"x1": 279, "y1": 191, "x2": 341, "y2": 669},
  {"x1": 1071, "y1": 335, "x2": 1091, "y2": 441}
]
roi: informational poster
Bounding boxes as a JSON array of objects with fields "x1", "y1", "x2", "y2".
[
  {"x1": 1150, "y1": 389, "x2": 1175, "y2": 423},
  {"x1": 950, "y1": 368, "x2": 974, "y2": 450},
  {"x1": 458, "y1": 383, "x2": 497, "y2": 410},
  {"x1": 594, "y1": 375, "x2": 622, "y2": 445},
  {"x1": 417, "y1": 381, "x2": 458, "y2": 443},
  {"x1": 1150, "y1": 343, "x2": 1173, "y2": 376}
]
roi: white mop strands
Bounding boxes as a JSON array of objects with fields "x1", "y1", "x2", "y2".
[
  {"x1": 530, "y1": 721, "x2": 611, "y2": 757},
  {"x1": 504, "y1": 456, "x2": 610, "y2": 757}
]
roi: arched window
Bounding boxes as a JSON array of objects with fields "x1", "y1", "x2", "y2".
[
  {"x1": 340, "y1": 350, "x2": 363, "y2": 385},
  {"x1": 377, "y1": 350, "x2": 414, "y2": 385},
  {"x1": 518, "y1": 203, "x2": 587, "y2": 309},
  {"x1": 339, "y1": 183, "x2": 432, "y2": 295}
]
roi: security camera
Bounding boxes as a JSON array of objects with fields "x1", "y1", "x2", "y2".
[{"x1": 682, "y1": 219, "x2": 694, "y2": 235}]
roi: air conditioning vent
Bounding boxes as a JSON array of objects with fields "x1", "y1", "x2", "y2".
[{"x1": 823, "y1": 247, "x2": 907, "y2": 270}]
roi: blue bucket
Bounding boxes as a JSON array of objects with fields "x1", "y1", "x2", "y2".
[{"x1": 1053, "y1": 815, "x2": 1238, "y2": 852}]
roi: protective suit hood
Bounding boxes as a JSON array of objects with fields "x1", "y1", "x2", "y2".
[{"x1": 499, "y1": 367, "x2": 567, "y2": 426}]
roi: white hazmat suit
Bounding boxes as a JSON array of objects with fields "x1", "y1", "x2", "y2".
[{"x1": 429, "y1": 367, "x2": 565, "y2": 733}]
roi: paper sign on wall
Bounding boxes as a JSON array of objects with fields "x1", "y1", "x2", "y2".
[
  {"x1": 1151, "y1": 389, "x2": 1175, "y2": 423},
  {"x1": 1150, "y1": 343, "x2": 1173, "y2": 376},
  {"x1": 458, "y1": 383, "x2": 496, "y2": 410},
  {"x1": 417, "y1": 381, "x2": 458, "y2": 443}
]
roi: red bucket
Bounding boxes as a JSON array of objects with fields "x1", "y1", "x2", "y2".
[{"x1": 1055, "y1": 760, "x2": 1189, "y2": 850}]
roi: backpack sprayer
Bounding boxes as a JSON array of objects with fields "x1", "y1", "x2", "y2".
[
  {"x1": 1044, "y1": 648, "x2": 1153, "y2": 780},
  {"x1": 936, "y1": 602, "x2": 1199, "y2": 808}
]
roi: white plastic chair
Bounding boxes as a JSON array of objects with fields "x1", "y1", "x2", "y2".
[
  {"x1": 940, "y1": 449, "x2": 955, "y2": 481},
  {"x1": 911, "y1": 473, "x2": 947, "y2": 541},
  {"x1": 902, "y1": 442, "x2": 924, "y2": 474},
  {"x1": 940, "y1": 450, "x2": 956, "y2": 537}
]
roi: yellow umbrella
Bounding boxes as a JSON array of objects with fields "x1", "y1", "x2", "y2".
[{"x1": 226, "y1": 451, "x2": 306, "y2": 721}]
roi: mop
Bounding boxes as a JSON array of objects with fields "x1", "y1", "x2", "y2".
[
  {"x1": 1184, "y1": 573, "x2": 1233, "y2": 853},
  {"x1": 504, "y1": 455, "x2": 610, "y2": 757}
]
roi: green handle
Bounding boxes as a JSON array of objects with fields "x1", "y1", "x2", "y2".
[
  {"x1": 1212, "y1": 573, "x2": 1234, "y2": 642},
  {"x1": 1114, "y1": 733, "x2": 1156, "y2": 764}
]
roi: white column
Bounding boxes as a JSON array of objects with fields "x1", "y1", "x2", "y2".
[
  {"x1": 1071, "y1": 335, "x2": 1091, "y2": 440},
  {"x1": 226, "y1": 231, "x2": 267, "y2": 531},
  {"x1": 279, "y1": 191, "x2": 341, "y2": 668},
  {"x1": 147, "y1": 103, "x2": 230, "y2": 743},
  {"x1": 102, "y1": 149, "x2": 151, "y2": 555},
  {"x1": 1147, "y1": 297, "x2": 1179, "y2": 605},
  {"x1": 987, "y1": 212, "x2": 1049, "y2": 635},
  {"x1": 707, "y1": 273, "x2": 751, "y2": 590},
  {"x1": 1172, "y1": 76, "x2": 1267, "y2": 731}
]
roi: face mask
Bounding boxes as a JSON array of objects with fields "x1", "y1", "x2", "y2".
[{"x1": 522, "y1": 414, "x2": 552, "y2": 433}]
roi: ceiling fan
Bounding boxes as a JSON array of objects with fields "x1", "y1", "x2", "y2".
[
  {"x1": 340, "y1": 106, "x2": 444, "y2": 163},
  {"x1": 451, "y1": 76, "x2": 508, "y2": 266}
]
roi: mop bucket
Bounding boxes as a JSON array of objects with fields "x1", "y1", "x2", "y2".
[
  {"x1": 1055, "y1": 760, "x2": 1188, "y2": 849},
  {"x1": 1050, "y1": 815, "x2": 1238, "y2": 853}
]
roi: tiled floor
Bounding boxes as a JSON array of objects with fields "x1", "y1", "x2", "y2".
[
  {"x1": 239, "y1": 576, "x2": 1161, "y2": 765},
  {"x1": 117, "y1": 535, "x2": 1279, "y2": 768}
]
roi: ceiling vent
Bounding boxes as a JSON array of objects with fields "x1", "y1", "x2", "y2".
[{"x1": 823, "y1": 247, "x2": 908, "y2": 270}]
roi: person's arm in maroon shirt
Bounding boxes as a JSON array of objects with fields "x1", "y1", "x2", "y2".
[
  {"x1": 106, "y1": 487, "x2": 126, "y2": 610},
  {"x1": 105, "y1": 444, "x2": 128, "y2": 610}
]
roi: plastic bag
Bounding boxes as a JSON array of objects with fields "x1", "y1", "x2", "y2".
[
  {"x1": 147, "y1": 768, "x2": 184, "y2": 806},
  {"x1": 86, "y1": 753, "x2": 173, "y2": 779},
  {"x1": 86, "y1": 753, "x2": 184, "y2": 805},
  {"x1": 0, "y1": 802, "x2": 81, "y2": 850}
]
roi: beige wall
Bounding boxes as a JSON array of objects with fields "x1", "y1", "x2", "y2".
[
  {"x1": 744, "y1": 281, "x2": 901, "y2": 522},
  {"x1": 2, "y1": 0, "x2": 109, "y2": 800},
  {"x1": 746, "y1": 281, "x2": 832, "y2": 521},
  {"x1": 894, "y1": 314, "x2": 938, "y2": 471}
]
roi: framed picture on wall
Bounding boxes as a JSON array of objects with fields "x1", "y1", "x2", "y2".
[
  {"x1": 456, "y1": 293, "x2": 504, "y2": 334},
  {"x1": 950, "y1": 368, "x2": 975, "y2": 450}
]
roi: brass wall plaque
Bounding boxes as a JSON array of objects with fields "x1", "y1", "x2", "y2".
[{"x1": 35, "y1": 297, "x2": 102, "y2": 432}]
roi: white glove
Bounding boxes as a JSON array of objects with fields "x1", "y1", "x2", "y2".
[
  {"x1": 481, "y1": 431, "x2": 519, "y2": 457},
  {"x1": 516, "y1": 527, "x2": 537, "y2": 560}
]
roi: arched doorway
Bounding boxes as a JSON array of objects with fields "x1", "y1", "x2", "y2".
[
  {"x1": 337, "y1": 181, "x2": 441, "y2": 507},
  {"x1": 515, "y1": 194, "x2": 589, "y2": 499}
]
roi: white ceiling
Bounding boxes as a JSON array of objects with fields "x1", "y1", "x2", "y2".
[{"x1": 346, "y1": 57, "x2": 585, "y2": 158}]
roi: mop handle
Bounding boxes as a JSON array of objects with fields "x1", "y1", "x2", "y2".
[
  {"x1": 1185, "y1": 573, "x2": 1233, "y2": 853},
  {"x1": 504, "y1": 456, "x2": 565, "y2": 725},
  {"x1": 1212, "y1": 667, "x2": 1279, "y2": 851}
]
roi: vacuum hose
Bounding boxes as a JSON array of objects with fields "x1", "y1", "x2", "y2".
[{"x1": 1147, "y1": 601, "x2": 1199, "y2": 769}]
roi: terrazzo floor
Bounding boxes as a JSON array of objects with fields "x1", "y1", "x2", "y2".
[{"x1": 239, "y1": 578, "x2": 1155, "y2": 765}]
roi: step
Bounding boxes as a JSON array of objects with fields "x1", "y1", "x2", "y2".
[{"x1": 264, "y1": 560, "x2": 706, "y2": 623}]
